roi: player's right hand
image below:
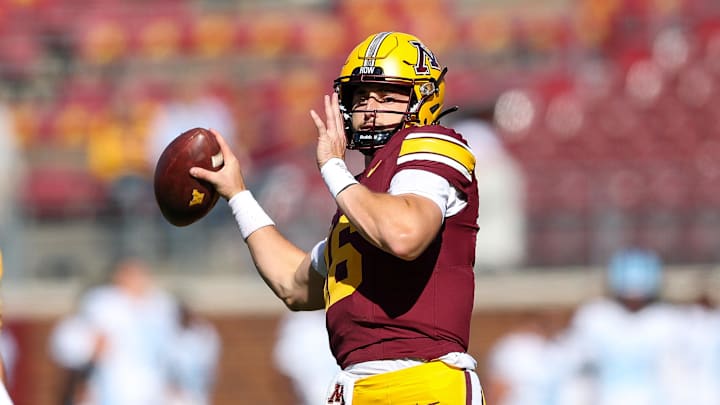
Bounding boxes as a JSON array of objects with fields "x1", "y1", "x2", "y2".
[{"x1": 190, "y1": 129, "x2": 247, "y2": 200}]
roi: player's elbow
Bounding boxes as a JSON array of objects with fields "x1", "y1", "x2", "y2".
[
  {"x1": 389, "y1": 246, "x2": 424, "y2": 261},
  {"x1": 283, "y1": 296, "x2": 321, "y2": 311},
  {"x1": 282, "y1": 294, "x2": 305, "y2": 311},
  {"x1": 384, "y1": 231, "x2": 428, "y2": 261},
  {"x1": 280, "y1": 286, "x2": 324, "y2": 311},
  {"x1": 279, "y1": 291, "x2": 305, "y2": 311},
  {"x1": 284, "y1": 299, "x2": 305, "y2": 311}
]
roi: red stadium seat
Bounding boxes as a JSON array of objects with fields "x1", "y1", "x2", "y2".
[
  {"x1": 21, "y1": 166, "x2": 109, "y2": 220},
  {"x1": 458, "y1": 10, "x2": 513, "y2": 55},
  {"x1": 191, "y1": 13, "x2": 235, "y2": 58},
  {"x1": 135, "y1": 16, "x2": 186, "y2": 60},
  {"x1": 336, "y1": 0, "x2": 396, "y2": 41},
  {"x1": 0, "y1": 23, "x2": 41, "y2": 79},
  {"x1": 294, "y1": 13, "x2": 348, "y2": 61},
  {"x1": 240, "y1": 12, "x2": 295, "y2": 58},
  {"x1": 75, "y1": 17, "x2": 129, "y2": 65}
]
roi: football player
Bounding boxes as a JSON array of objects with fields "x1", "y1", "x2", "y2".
[
  {"x1": 562, "y1": 249, "x2": 682, "y2": 405},
  {"x1": 191, "y1": 32, "x2": 485, "y2": 404}
]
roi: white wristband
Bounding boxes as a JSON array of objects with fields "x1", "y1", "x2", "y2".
[
  {"x1": 320, "y1": 157, "x2": 359, "y2": 198},
  {"x1": 228, "y1": 190, "x2": 275, "y2": 240}
]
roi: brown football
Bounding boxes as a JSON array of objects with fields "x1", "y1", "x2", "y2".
[{"x1": 153, "y1": 127, "x2": 224, "y2": 227}]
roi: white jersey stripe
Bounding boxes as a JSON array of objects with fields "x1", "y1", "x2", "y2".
[
  {"x1": 397, "y1": 152, "x2": 473, "y2": 181},
  {"x1": 405, "y1": 132, "x2": 474, "y2": 154}
]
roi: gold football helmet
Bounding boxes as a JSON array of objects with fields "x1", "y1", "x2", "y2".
[{"x1": 334, "y1": 32, "x2": 448, "y2": 152}]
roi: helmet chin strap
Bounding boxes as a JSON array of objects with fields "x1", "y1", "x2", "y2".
[{"x1": 435, "y1": 105, "x2": 459, "y2": 123}]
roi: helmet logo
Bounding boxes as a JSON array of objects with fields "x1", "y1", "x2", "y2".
[
  {"x1": 409, "y1": 40, "x2": 440, "y2": 75},
  {"x1": 419, "y1": 82, "x2": 436, "y2": 96}
]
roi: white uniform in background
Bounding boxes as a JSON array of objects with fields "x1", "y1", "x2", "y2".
[
  {"x1": 79, "y1": 284, "x2": 179, "y2": 405},
  {"x1": 670, "y1": 302, "x2": 720, "y2": 405},
  {"x1": 488, "y1": 330, "x2": 582, "y2": 405},
  {"x1": 168, "y1": 316, "x2": 220, "y2": 405},
  {"x1": 563, "y1": 249, "x2": 684, "y2": 405},
  {"x1": 273, "y1": 311, "x2": 340, "y2": 405},
  {"x1": 565, "y1": 297, "x2": 682, "y2": 405}
]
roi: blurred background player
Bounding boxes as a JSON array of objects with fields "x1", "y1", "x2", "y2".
[
  {"x1": 167, "y1": 298, "x2": 221, "y2": 405},
  {"x1": 450, "y1": 106, "x2": 527, "y2": 272},
  {"x1": 49, "y1": 256, "x2": 180, "y2": 405},
  {"x1": 191, "y1": 31, "x2": 485, "y2": 404},
  {"x1": 49, "y1": 312, "x2": 104, "y2": 405},
  {"x1": 273, "y1": 310, "x2": 339, "y2": 405},
  {"x1": 669, "y1": 271, "x2": 720, "y2": 404},
  {"x1": 562, "y1": 248, "x2": 683, "y2": 405},
  {"x1": 485, "y1": 308, "x2": 585, "y2": 405}
]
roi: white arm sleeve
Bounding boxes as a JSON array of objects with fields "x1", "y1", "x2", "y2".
[
  {"x1": 310, "y1": 238, "x2": 328, "y2": 277},
  {"x1": 388, "y1": 169, "x2": 467, "y2": 218}
]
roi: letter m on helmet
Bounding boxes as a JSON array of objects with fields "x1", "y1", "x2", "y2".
[{"x1": 409, "y1": 40, "x2": 440, "y2": 75}]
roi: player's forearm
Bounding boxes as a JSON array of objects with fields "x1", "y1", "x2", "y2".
[
  {"x1": 226, "y1": 190, "x2": 323, "y2": 309},
  {"x1": 245, "y1": 227, "x2": 320, "y2": 309},
  {"x1": 336, "y1": 186, "x2": 441, "y2": 261}
]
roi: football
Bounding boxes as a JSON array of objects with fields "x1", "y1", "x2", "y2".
[{"x1": 153, "y1": 127, "x2": 224, "y2": 227}]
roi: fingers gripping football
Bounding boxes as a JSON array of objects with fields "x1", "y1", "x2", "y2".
[{"x1": 189, "y1": 129, "x2": 247, "y2": 200}]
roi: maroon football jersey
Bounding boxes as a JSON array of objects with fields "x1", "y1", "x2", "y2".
[{"x1": 324, "y1": 125, "x2": 479, "y2": 368}]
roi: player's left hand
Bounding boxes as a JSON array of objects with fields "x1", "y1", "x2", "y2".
[{"x1": 310, "y1": 92, "x2": 347, "y2": 169}]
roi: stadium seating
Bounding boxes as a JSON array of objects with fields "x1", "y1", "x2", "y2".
[{"x1": 2, "y1": 0, "x2": 719, "y2": 266}]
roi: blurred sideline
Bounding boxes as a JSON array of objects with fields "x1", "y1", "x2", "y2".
[{"x1": 4, "y1": 265, "x2": 718, "y2": 318}]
